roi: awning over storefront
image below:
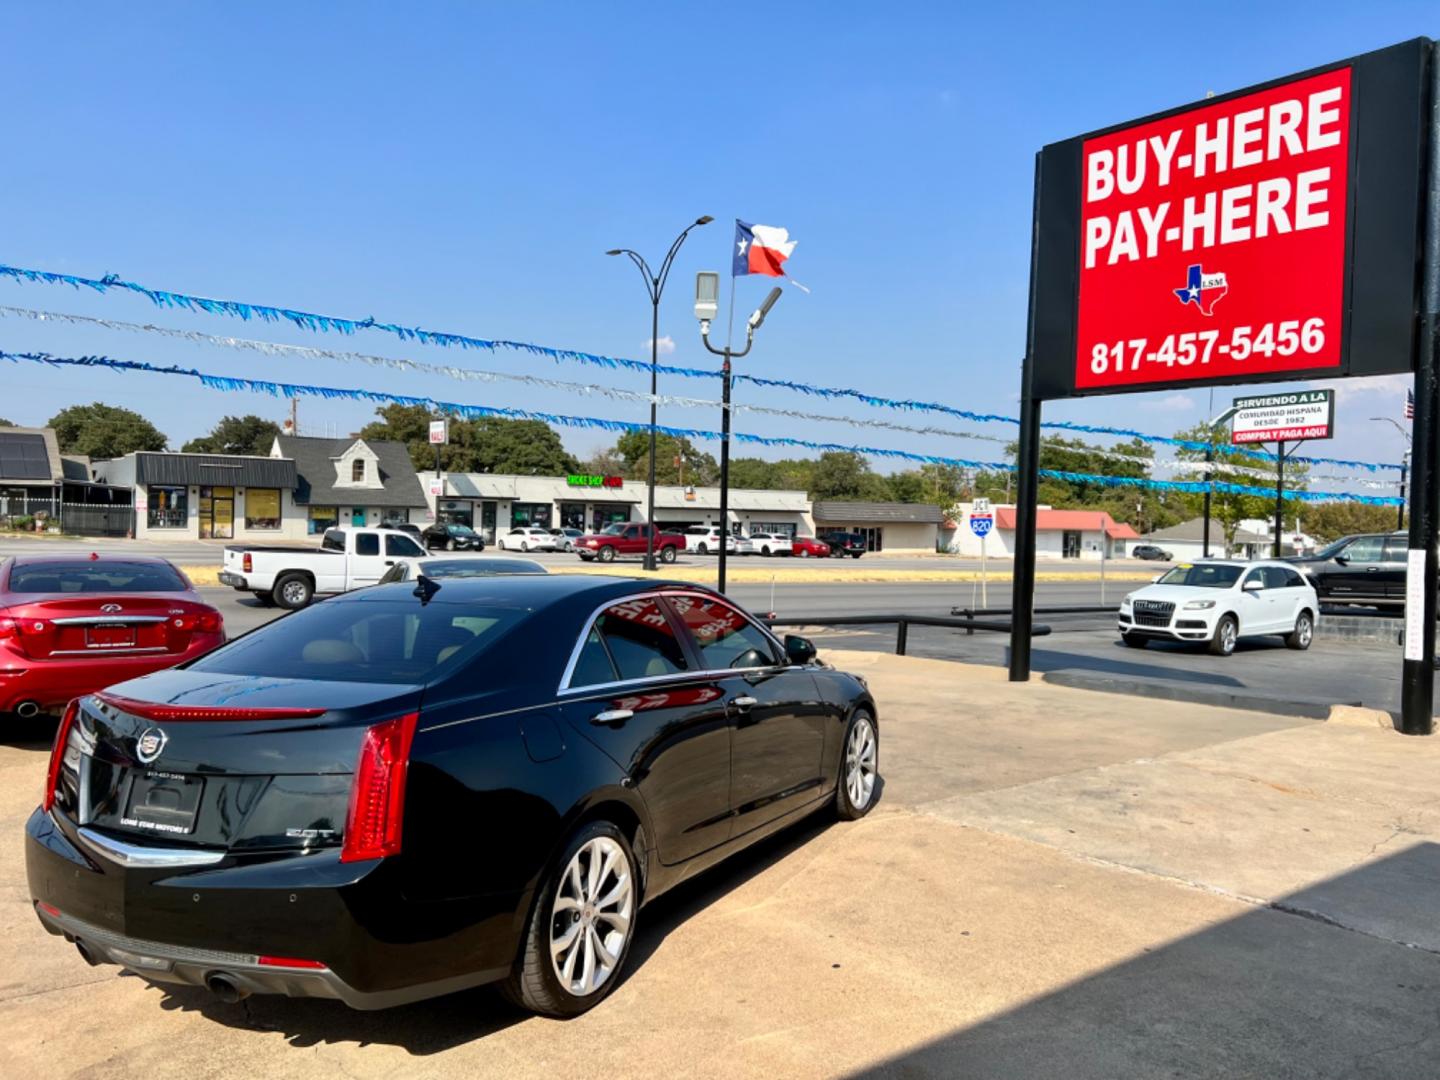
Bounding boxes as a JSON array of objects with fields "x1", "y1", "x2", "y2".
[
  {"x1": 446, "y1": 474, "x2": 641, "y2": 503},
  {"x1": 651, "y1": 486, "x2": 809, "y2": 512}
]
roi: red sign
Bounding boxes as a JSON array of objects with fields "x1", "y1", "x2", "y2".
[{"x1": 1074, "y1": 67, "x2": 1351, "y2": 391}]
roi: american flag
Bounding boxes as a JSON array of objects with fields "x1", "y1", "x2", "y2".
[{"x1": 1406, "y1": 388, "x2": 1415, "y2": 420}]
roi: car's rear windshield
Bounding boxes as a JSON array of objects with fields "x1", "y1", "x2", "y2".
[
  {"x1": 8, "y1": 561, "x2": 187, "y2": 593},
  {"x1": 421, "y1": 558, "x2": 544, "y2": 577},
  {"x1": 189, "y1": 598, "x2": 526, "y2": 683},
  {"x1": 1157, "y1": 564, "x2": 1243, "y2": 588}
]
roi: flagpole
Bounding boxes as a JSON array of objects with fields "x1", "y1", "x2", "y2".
[{"x1": 717, "y1": 261, "x2": 738, "y2": 593}]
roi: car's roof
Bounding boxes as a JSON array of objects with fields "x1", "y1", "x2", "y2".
[
  {"x1": 5, "y1": 552, "x2": 175, "y2": 565},
  {"x1": 339, "y1": 573, "x2": 707, "y2": 607}
]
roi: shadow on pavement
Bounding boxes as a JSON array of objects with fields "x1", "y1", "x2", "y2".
[
  {"x1": 144, "y1": 802, "x2": 851, "y2": 1055},
  {"x1": 854, "y1": 842, "x2": 1440, "y2": 1079}
]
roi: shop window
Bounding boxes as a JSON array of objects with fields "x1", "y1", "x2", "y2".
[
  {"x1": 308, "y1": 506, "x2": 338, "y2": 535},
  {"x1": 146, "y1": 485, "x2": 189, "y2": 529},
  {"x1": 511, "y1": 502, "x2": 553, "y2": 529},
  {"x1": 244, "y1": 488, "x2": 281, "y2": 530},
  {"x1": 751, "y1": 521, "x2": 797, "y2": 538},
  {"x1": 560, "y1": 502, "x2": 587, "y2": 530},
  {"x1": 352, "y1": 459, "x2": 366, "y2": 482}
]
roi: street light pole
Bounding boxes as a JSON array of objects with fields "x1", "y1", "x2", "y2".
[
  {"x1": 698, "y1": 281, "x2": 783, "y2": 594},
  {"x1": 1370, "y1": 416, "x2": 1413, "y2": 529},
  {"x1": 608, "y1": 216, "x2": 713, "y2": 570}
]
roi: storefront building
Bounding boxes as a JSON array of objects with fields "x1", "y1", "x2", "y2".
[
  {"x1": 810, "y1": 501, "x2": 945, "y2": 553},
  {"x1": 272, "y1": 435, "x2": 428, "y2": 534},
  {"x1": 941, "y1": 504, "x2": 1139, "y2": 560},
  {"x1": 438, "y1": 473, "x2": 812, "y2": 544},
  {"x1": 94, "y1": 452, "x2": 300, "y2": 541}
]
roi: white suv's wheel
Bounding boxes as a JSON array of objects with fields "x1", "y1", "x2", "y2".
[{"x1": 1286, "y1": 610, "x2": 1314, "y2": 650}]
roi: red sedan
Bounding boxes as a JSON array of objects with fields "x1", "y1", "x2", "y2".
[
  {"x1": 790, "y1": 536, "x2": 832, "y2": 558},
  {"x1": 0, "y1": 554, "x2": 224, "y2": 719}
]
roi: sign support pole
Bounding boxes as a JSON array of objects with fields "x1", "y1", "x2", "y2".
[
  {"x1": 1401, "y1": 40, "x2": 1440, "y2": 737},
  {"x1": 1273, "y1": 441, "x2": 1287, "y2": 557},
  {"x1": 1010, "y1": 152, "x2": 1045, "y2": 683}
]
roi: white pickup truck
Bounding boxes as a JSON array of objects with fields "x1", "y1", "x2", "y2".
[{"x1": 219, "y1": 526, "x2": 427, "y2": 609}]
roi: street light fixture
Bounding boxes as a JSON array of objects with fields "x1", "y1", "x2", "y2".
[
  {"x1": 1370, "y1": 416, "x2": 1413, "y2": 528},
  {"x1": 607, "y1": 216, "x2": 713, "y2": 570},
  {"x1": 697, "y1": 279, "x2": 783, "y2": 593}
]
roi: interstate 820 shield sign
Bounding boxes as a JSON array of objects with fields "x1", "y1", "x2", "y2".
[{"x1": 1027, "y1": 38, "x2": 1429, "y2": 401}]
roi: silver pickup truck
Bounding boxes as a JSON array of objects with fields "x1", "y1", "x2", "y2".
[{"x1": 219, "y1": 526, "x2": 426, "y2": 609}]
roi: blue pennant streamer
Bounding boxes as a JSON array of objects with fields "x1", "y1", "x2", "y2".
[
  {"x1": 0, "y1": 261, "x2": 1401, "y2": 474},
  {"x1": 0, "y1": 349, "x2": 1402, "y2": 507}
]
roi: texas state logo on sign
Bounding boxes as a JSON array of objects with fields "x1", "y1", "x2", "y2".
[{"x1": 1074, "y1": 67, "x2": 1351, "y2": 390}]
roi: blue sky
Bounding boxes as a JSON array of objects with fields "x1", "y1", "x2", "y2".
[{"x1": 0, "y1": 2, "x2": 1431, "y2": 492}]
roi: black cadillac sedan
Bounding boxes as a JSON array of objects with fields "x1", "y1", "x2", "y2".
[{"x1": 26, "y1": 575, "x2": 879, "y2": 1017}]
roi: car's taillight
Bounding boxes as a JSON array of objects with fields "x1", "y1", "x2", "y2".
[
  {"x1": 242, "y1": 553, "x2": 253, "y2": 573},
  {"x1": 0, "y1": 616, "x2": 15, "y2": 643},
  {"x1": 257, "y1": 955, "x2": 327, "y2": 969},
  {"x1": 197, "y1": 610, "x2": 223, "y2": 634},
  {"x1": 42, "y1": 700, "x2": 79, "y2": 813},
  {"x1": 341, "y1": 713, "x2": 419, "y2": 863}
]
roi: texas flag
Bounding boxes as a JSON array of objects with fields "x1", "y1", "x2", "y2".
[{"x1": 733, "y1": 220, "x2": 796, "y2": 277}]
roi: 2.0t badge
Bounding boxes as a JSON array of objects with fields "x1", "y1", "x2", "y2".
[{"x1": 135, "y1": 727, "x2": 168, "y2": 764}]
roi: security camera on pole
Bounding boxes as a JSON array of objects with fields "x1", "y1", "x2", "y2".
[{"x1": 694, "y1": 220, "x2": 797, "y2": 593}]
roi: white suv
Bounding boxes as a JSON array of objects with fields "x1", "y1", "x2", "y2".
[
  {"x1": 1118, "y1": 560, "x2": 1318, "y2": 656},
  {"x1": 498, "y1": 526, "x2": 558, "y2": 552},
  {"x1": 683, "y1": 526, "x2": 737, "y2": 555},
  {"x1": 749, "y1": 532, "x2": 793, "y2": 557}
]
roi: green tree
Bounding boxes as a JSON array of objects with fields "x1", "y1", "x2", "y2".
[
  {"x1": 1298, "y1": 500, "x2": 1403, "y2": 543},
  {"x1": 885, "y1": 464, "x2": 968, "y2": 510},
  {"x1": 809, "y1": 451, "x2": 890, "y2": 501},
  {"x1": 360, "y1": 404, "x2": 578, "y2": 475},
  {"x1": 47, "y1": 403, "x2": 167, "y2": 460},
  {"x1": 182, "y1": 414, "x2": 281, "y2": 456},
  {"x1": 0, "y1": 418, "x2": 14, "y2": 427},
  {"x1": 612, "y1": 430, "x2": 719, "y2": 486},
  {"x1": 1171, "y1": 424, "x2": 1308, "y2": 550}
]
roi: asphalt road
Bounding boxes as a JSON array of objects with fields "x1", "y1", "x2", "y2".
[{"x1": 198, "y1": 575, "x2": 1409, "y2": 717}]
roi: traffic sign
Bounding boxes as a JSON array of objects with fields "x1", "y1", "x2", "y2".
[
  {"x1": 970, "y1": 514, "x2": 994, "y2": 538},
  {"x1": 972, "y1": 497, "x2": 991, "y2": 514},
  {"x1": 429, "y1": 420, "x2": 448, "y2": 445}
]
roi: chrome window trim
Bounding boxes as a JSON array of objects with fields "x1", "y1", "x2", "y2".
[
  {"x1": 557, "y1": 589, "x2": 789, "y2": 695},
  {"x1": 75, "y1": 824, "x2": 226, "y2": 868}
]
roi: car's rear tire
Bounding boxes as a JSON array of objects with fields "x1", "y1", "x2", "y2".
[
  {"x1": 1286, "y1": 610, "x2": 1314, "y2": 650},
  {"x1": 503, "y1": 820, "x2": 639, "y2": 1018},
  {"x1": 798, "y1": 548, "x2": 810, "y2": 558},
  {"x1": 446, "y1": 539, "x2": 456, "y2": 551},
  {"x1": 696, "y1": 542, "x2": 709, "y2": 555},
  {"x1": 835, "y1": 710, "x2": 879, "y2": 820},
  {"x1": 1121, "y1": 633, "x2": 1147, "y2": 648},
  {"x1": 598, "y1": 545, "x2": 616, "y2": 563},
  {"x1": 274, "y1": 573, "x2": 313, "y2": 611},
  {"x1": 851, "y1": 552, "x2": 864, "y2": 559},
  {"x1": 660, "y1": 545, "x2": 677, "y2": 564},
  {"x1": 1208, "y1": 614, "x2": 1238, "y2": 656}
]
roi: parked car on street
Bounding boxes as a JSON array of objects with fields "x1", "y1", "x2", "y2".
[
  {"x1": 498, "y1": 527, "x2": 559, "y2": 553},
  {"x1": 681, "y1": 525, "x2": 738, "y2": 555},
  {"x1": 1287, "y1": 531, "x2": 1405, "y2": 605},
  {"x1": 575, "y1": 523, "x2": 685, "y2": 563},
  {"x1": 422, "y1": 522, "x2": 485, "y2": 552},
  {"x1": 819, "y1": 531, "x2": 867, "y2": 558},
  {"x1": 749, "y1": 532, "x2": 793, "y2": 557},
  {"x1": 1130, "y1": 544, "x2": 1173, "y2": 561},
  {"x1": 27, "y1": 575, "x2": 879, "y2": 1017},
  {"x1": 1118, "y1": 560, "x2": 1317, "y2": 656},
  {"x1": 377, "y1": 555, "x2": 547, "y2": 584},
  {"x1": 219, "y1": 526, "x2": 426, "y2": 610},
  {"x1": 551, "y1": 527, "x2": 586, "y2": 552},
  {"x1": 789, "y1": 536, "x2": 832, "y2": 558},
  {"x1": 386, "y1": 522, "x2": 424, "y2": 542},
  {"x1": 0, "y1": 554, "x2": 224, "y2": 720}
]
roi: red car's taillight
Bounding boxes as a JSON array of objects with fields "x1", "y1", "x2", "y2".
[
  {"x1": 94, "y1": 692, "x2": 325, "y2": 722},
  {"x1": 341, "y1": 713, "x2": 419, "y2": 863},
  {"x1": 0, "y1": 616, "x2": 16, "y2": 643},
  {"x1": 242, "y1": 553, "x2": 253, "y2": 573},
  {"x1": 198, "y1": 610, "x2": 224, "y2": 634},
  {"x1": 42, "y1": 699, "x2": 79, "y2": 813}
]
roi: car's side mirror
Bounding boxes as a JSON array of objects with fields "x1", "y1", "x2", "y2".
[
  {"x1": 784, "y1": 635, "x2": 817, "y2": 665},
  {"x1": 1243, "y1": 579, "x2": 1263, "y2": 592},
  {"x1": 1334, "y1": 554, "x2": 1349, "y2": 565}
]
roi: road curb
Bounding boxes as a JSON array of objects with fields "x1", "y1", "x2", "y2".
[{"x1": 1040, "y1": 670, "x2": 1353, "y2": 720}]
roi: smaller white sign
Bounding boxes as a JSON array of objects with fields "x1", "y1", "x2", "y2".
[
  {"x1": 1231, "y1": 389, "x2": 1334, "y2": 445},
  {"x1": 972, "y1": 497, "x2": 991, "y2": 514},
  {"x1": 429, "y1": 420, "x2": 448, "y2": 445},
  {"x1": 1405, "y1": 548, "x2": 1427, "y2": 661},
  {"x1": 428, "y1": 478, "x2": 444, "y2": 497}
]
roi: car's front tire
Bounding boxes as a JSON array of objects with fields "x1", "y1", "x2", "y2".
[
  {"x1": 504, "y1": 820, "x2": 639, "y2": 1018},
  {"x1": 798, "y1": 548, "x2": 810, "y2": 558},
  {"x1": 597, "y1": 546, "x2": 616, "y2": 563},
  {"x1": 1208, "y1": 614, "x2": 1238, "y2": 656},
  {"x1": 659, "y1": 545, "x2": 677, "y2": 564},
  {"x1": 446, "y1": 539, "x2": 456, "y2": 551},
  {"x1": 835, "y1": 710, "x2": 879, "y2": 820},
  {"x1": 1286, "y1": 610, "x2": 1314, "y2": 650}
]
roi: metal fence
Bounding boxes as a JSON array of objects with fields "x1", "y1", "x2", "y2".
[
  {"x1": 764, "y1": 613, "x2": 1052, "y2": 656},
  {"x1": 0, "y1": 495, "x2": 134, "y2": 537}
]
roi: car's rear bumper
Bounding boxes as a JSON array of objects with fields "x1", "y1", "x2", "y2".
[
  {"x1": 25, "y1": 807, "x2": 523, "y2": 1009},
  {"x1": 1, "y1": 641, "x2": 222, "y2": 712},
  {"x1": 217, "y1": 571, "x2": 248, "y2": 588}
]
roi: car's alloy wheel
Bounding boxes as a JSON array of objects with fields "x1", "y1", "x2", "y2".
[
  {"x1": 1287, "y1": 611, "x2": 1314, "y2": 650},
  {"x1": 1209, "y1": 615, "x2": 1238, "y2": 656},
  {"x1": 598, "y1": 546, "x2": 616, "y2": 563},
  {"x1": 799, "y1": 548, "x2": 810, "y2": 558},
  {"x1": 836, "y1": 711, "x2": 878, "y2": 819},
  {"x1": 697, "y1": 542, "x2": 708, "y2": 555},
  {"x1": 660, "y1": 545, "x2": 677, "y2": 563},
  {"x1": 446, "y1": 539, "x2": 456, "y2": 551},
  {"x1": 505, "y1": 821, "x2": 639, "y2": 1017}
]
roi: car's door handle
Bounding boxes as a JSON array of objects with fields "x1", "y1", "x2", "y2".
[
  {"x1": 591, "y1": 709, "x2": 633, "y2": 726},
  {"x1": 384, "y1": 560, "x2": 394, "y2": 566},
  {"x1": 729, "y1": 696, "x2": 758, "y2": 712},
  {"x1": 1366, "y1": 566, "x2": 1379, "y2": 572}
]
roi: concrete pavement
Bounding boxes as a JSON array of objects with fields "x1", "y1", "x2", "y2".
[{"x1": 3, "y1": 652, "x2": 1437, "y2": 1078}]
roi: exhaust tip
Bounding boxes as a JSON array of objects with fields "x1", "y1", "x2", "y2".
[
  {"x1": 204, "y1": 973, "x2": 250, "y2": 1004},
  {"x1": 74, "y1": 940, "x2": 99, "y2": 967},
  {"x1": 16, "y1": 701, "x2": 41, "y2": 719}
]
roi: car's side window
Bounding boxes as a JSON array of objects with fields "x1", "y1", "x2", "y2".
[
  {"x1": 666, "y1": 594, "x2": 780, "y2": 670},
  {"x1": 354, "y1": 533, "x2": 380, "y2": 557},
  {"x1": 570, "y1": 626, "x2": 619, "y2": 686},
  {"x1": 1263, "y1": 566, "x2": 1291, "y2": 589},
  {"x1": 1345, "y1": 536, "x2": 1385, "y2": 563},
  {"x1": 577, "y1": 598, "x2": 689, "y2": 684},
  {"x1": 386, "y1": 534, "x2": 421, "y2": 557},
  {"x1": 1382, "y1": 537, "x2": 1408, "y2": 562},
  {"x1": 1281, "y1": 568, "x2": 1305, "y2": 588},
  {"x1": 1243, "y1": 568, "x2": 1268, "y2": 590}
]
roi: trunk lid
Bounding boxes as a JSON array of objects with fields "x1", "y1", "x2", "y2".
[
  {"x1": 4, "y1": 595, "x2": 219, "y2": 659},
  {"x1": 52, "y1": 670, "x2": 422, "y2": 854}
]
